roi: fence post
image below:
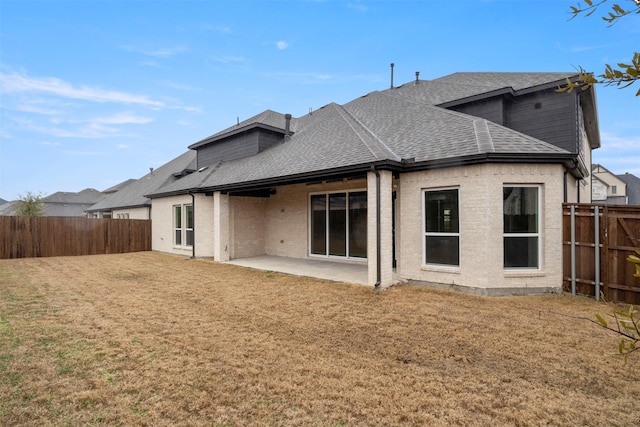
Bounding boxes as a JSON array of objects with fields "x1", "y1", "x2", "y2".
[
  {"x1": 571, "y1": 204, "x2": 576, "y2": 296},
  {"x1": 594, "y1": 205, "x2": 600, "y2": 301}
]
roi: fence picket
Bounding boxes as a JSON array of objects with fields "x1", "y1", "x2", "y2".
[
  {"x1": 0, "y1": 217, "x2": 151, "y2": 259},
  {"x1": 563, "y1": 203, "x2": 640, "y2": 304}
]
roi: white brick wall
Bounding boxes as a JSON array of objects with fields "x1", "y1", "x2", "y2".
[
  {"x1": 112, "y1": 207, "x2": 150, "y2": 220},
  {"x1": 150, "y1": 163, "x2": 566, "y2": 294},
  {"x1": 151, "y1": 195, "x2": 194, "y2": 257},
  {"x1": 230, "y1": 196, "x2": 266, "y2": 259},
  {"x1": 398, "y1": 163, "x2": 565, "y2": 293}
]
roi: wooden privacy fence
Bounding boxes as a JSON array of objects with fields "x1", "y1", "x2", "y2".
[
  {"x1": 563, "y1": 203, "x2": 640, "y2": 304},
  {"x1": 0, "y1": 216, "x2": 151, "y2": 259}
]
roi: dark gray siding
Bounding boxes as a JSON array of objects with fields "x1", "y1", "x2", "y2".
[
  {"x1": 504, "y1": 89, "x2": 578, "y2": 154},
  {"x1": 449, "y1": 98, "x2": 505, "y2": 125},
  {"x1": 197, "y1": 129, "x2": 284, "y2": 169},
  {"x1": 258, "y1": 129, "x2": 285, "y2": 152}
]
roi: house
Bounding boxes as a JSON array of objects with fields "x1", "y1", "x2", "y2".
[
  {"x1": 86, "y1": 152, "x2": 196, "y2": 219},
  {"x1": 617, "y1": 172, "x2": 640, "y2": 205},
  {"x1": 592, "y1": 164, "x2": 629, "y2": 204},
  {"x1": 132, "y1": 71, "x2": 599, "y2": 295},
  {"x1": 0, "y1": 188, "x2": 105, "y2": 217}
]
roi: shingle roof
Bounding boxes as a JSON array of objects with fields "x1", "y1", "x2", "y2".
[
  {"x1": 189, "y1": 110, "x2": 294, "y2": 149},
  {"x1": 151, "y1": 79, "x2": 573, "y2": 197},
  {"x1": 103, "y1": 178, "x2": 136, "y2": 194},
  {"x1": 618, "y1": 173, "x2": 640, "y2": 205},
  {"x1": 43, "y1": 188, "x2": 104, "y2": 204},
  {"x1": 87, "y1": 150, "x2": 196, "y2": 211}
]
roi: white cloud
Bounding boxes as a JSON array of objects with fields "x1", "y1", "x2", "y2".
[
  {"x1": 348, "y1": 1, "x2": 368, "y2": 12},
  {"x1": 92, "y1": 113, "x2": 153, "y2": 125},
  {"x1": 276, "y1": 40, "x2": 289, "y2": 50},
  {"x1": 201, "y1": 23, "x2": 232, "y2": 33},
  {"x1": 61, "y1": 150, "x2": 106, "y2": 156},
  {"x1": 212, "y1": 55, "x2": 246, "y2": 64},
  {"x1": 0, "y1": 72, "x2": 165, "y2": 107},
  {"x1": 116, "y1": 144, "x2": 129, "y2": 149},
  {"x1": 12, "y1": 103, "x2": 61, "y2": 115},
  {"x1": 121, "y1": 45, "x2": 188, "y2": 58}
]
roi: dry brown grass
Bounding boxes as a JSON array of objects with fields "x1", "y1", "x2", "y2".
[{"x1": 0, "y1": 252, "x2": 638, "y2": 426}]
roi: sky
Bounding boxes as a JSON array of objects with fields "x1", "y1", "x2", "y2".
[{"x1": 0, "y1": 0, "x2": 638, "y2": 200}]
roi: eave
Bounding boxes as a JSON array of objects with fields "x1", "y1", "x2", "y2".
[{"x1": 146, "y1": 152, "x2": 580, "y2": 199}]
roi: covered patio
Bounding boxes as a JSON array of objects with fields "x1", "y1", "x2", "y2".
[{"x1": 225, "y1": 255, "x2": 368, "y2": 285}]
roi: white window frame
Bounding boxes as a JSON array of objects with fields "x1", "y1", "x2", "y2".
[
  {"x1": 185, "y1": 204, "x2": 194, "y2": 247},
  {"x1": 503, "y1": 185, "x2": 541, "y2": 270},
  {"x1": 173, "y1": 204, "x2": 193, "y2": 248},
  {"x1": 308, "y1": 189, "x2": 367, "y2": 261},
  {"x1": 422, "y1": 187, "x2": 460, "y2": 268}
]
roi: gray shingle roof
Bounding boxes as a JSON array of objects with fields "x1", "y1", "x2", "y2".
[
  {"x1": 151, "y1": 78, "x2": 572, "y2": 197},
  {"x1": 190, "y1": 110, "x2": 294, "y2": 149},
  {"x1": 87, "y1": 150, "x2": 196, "y2": 211},
  {"x1": 103, "y1": 178, "x2": 136, "y2": 194},
  {"x1": 618, "y1": 173, "x2": 640, "y2": 205}
]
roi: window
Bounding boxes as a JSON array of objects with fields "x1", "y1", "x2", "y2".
[
  {"x1": 423, "y1": 188, "x2": 459, "y2": 266},
  {"x1": 503, "y1": 186, "x2": 540, "y2": 269},
  {"x1": 174, "y1": 205, "x2": 182, "y2": 246},
  {"x1": 310, "y1": 191, "x2": 367, "y2": 259},
  {"x1": 185, "y1": 205, "x2": 194, "y2": 247},
  {"x1": 116, "y1": 213, "x2": 129, "y2": 219},
  {"x1": 611, "y1": 185, "x2": 617, "y2": 195},
  {"x1": 174, "y1": 204, "x2": 193, "y2": 247}
]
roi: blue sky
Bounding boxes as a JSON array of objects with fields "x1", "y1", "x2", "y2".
[{"x1": 1, "y1": 0, "x2": 638, "y2": 200}]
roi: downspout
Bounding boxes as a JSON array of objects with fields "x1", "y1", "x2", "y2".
[
  {"x1": 371, "y1": 166, "x2": 381, "y2": 287},
  {"x1": 189, "y1": 191, "x2": 195, "y2": 259}
]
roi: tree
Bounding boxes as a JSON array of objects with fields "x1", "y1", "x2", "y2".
[
  {"x1": 15, "y1": 192, "x2": 46, "y2": 217},
  {"x1": 558, "y1": 0, "x2": 640, "y2": 95}
]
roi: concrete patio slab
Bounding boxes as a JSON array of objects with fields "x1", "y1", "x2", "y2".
[{"x1": 225, "y1": 255, "x2": 368, "y2": 285}]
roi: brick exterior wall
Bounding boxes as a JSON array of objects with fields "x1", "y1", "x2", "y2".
[
  {"x1": 112, "y1": 206, "x2": 149, "y2": 220},
  {"x1": 230, "y1": 196, "x2": 266, "y2": 259},
  {"x1": 398, "y1": 163, "x2": 565, "y2": 294},
  {"x1": 151, "y1": 194, "x2": 214, "y2": 258},
  {"x1": 151, "y1": 163, "x2": 566, "y2": 294}
]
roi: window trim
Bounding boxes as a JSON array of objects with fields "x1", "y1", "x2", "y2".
[
  {"x1": 422, "y1": 186, "x2": 460, "y2": 269},
  {"x1": 173, "y1": 204, "x2": 193, "y2": 249},
  {"x1": 308, "y1": 189, "x2": 367, "y2": 261},
  {"x1": 503, "y1": 184, "x2": 541, "y2": 270}
]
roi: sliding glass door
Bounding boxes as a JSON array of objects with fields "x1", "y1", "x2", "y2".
[{"x1": 310, "y1": 191, "x2": 367, "y2": 259}]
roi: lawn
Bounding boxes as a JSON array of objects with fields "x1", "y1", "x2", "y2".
[{"x1": 0, "y1": 252, "x2": 638, "y2": 426}]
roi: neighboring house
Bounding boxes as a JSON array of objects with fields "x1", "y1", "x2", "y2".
[
  {"x1": 592, "y1": 164, "x2": 628, "y2": 204},
  {"x1": 0, "y1": 199, "x2": 14, "y2": 216},
  {"x1": 0, "y1": 188, "x2": 105, "y2": 216},
  {"x1": 129, "y1": 71, "x2": 600, "y2": 295},
  {"x1": 86, "y1": 152, "x2": 197, "y2": 220},
  {"x1": 617, "y1": 172, "x2": 640, "y2": 205}
]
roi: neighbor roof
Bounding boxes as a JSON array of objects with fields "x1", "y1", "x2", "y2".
[{"x1": 618, "y1": 173, "x2": 640, "y2": 205}]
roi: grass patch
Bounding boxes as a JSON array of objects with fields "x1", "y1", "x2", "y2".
[{"x1": 0, "y1": 252, "x2": 638, "y2": 426}]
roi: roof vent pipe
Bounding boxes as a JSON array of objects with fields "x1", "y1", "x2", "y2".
[
  {"x1": 284, "y1": 113, "x2": 292, "y2": 138},
  {"x1": 415, "y1": 71, "x2": 420, "y2": 84},
  {"x1": 390, "y1": 63, "x2": 395, "y2": 89}
]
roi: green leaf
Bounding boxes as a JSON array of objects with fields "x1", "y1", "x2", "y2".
[{"x1": 596, "y1": 313, "x2": 608, "y2": 327}]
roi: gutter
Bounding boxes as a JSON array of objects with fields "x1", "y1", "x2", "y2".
[
  {"x1": 371, "y1": 166, "x2": 381, "y2": 288},
  {"x1": 189, "y1": 191, "x2": 195, "y2": 259}
]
